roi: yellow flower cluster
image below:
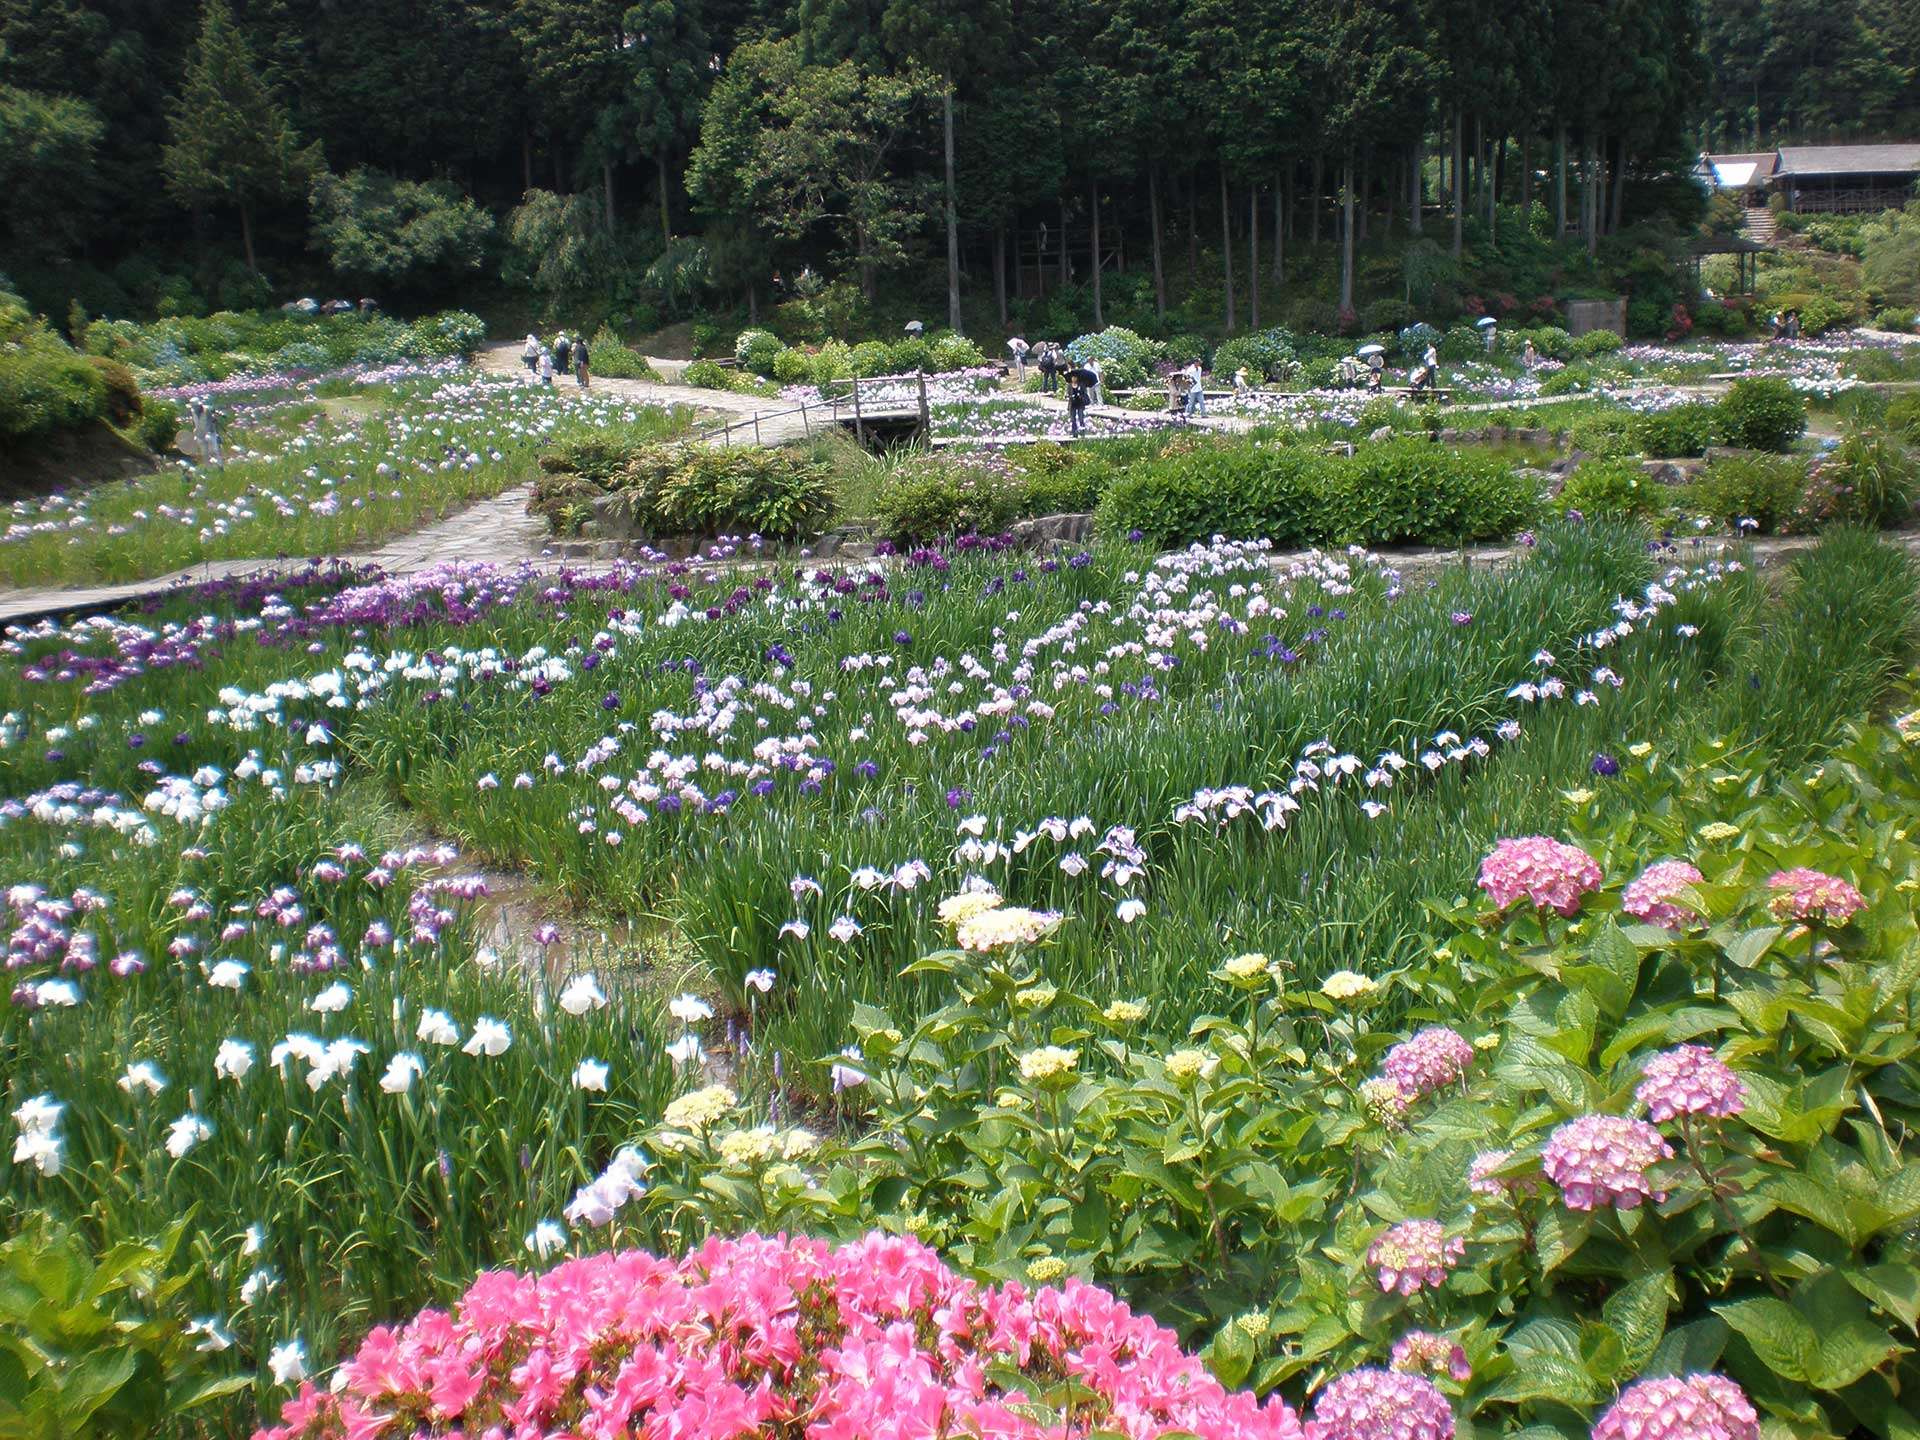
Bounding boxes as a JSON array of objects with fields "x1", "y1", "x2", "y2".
[
  {"x1": 1012, "y1": 982, "x2": 1058, "y2": 1009},
  {"x1": 1234, "y1": 1312, "x2": 1271, "y2": 1338},
  {"x1": 662, "y1": 1084, "x2": 737, "y2": 1132},
  {"x1": 1164, "y1": 1048, "x2": 1218, "y2": 1083},
  {"x1": 955, "y1": 905, "x2": 1063, "y2": 953},
  {"x1": 1102, "y1": 999, "x2": 1148, "y2": 1025},
  {"x1": 1320, "y1": 970, "x2": 1379, "y2": 1001},
  {"x1": 1697, "y1": 821, "x2": 1740, "y2": 843},
  {"x1": 937, "y1": 889, "x2": 1003, "y2": 925},
  {"x1": 1017, "y1": 1046, "x2": 1079, "y2": 1082},
  {"x1": 1220, "y1": 952, "x2": 1274, "y2": 984},
  {"x1": 1025, "y1": 1255, "x2": 1068, "y2": 1282}
]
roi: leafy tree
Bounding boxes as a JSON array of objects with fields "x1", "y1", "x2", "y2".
[
  {"x1": 308, "y1": 168, "x2": 494, "y2": 292},
  {"x1": 624, "y1": 0, "x2": 712, "y2": 246},
  {"x1": 161, "y1": 0, "x2": 318, "y2": 273},
  {"x1": 0, "y1": 83, "x2": 103, "y2": 262},
  {"x1": 689, "y1": 37, "x2": 937, "y2": 301}
]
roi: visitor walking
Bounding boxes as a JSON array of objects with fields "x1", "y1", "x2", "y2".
[
  {"x1": 1088, "y1": 356, "x2": 1105, "y2": 406},
  {"x1": 1183, "y1": 360, "x2": 1206, "y2": 419},
  {"x1": 538, "y1": 348, "x2": 555, "y2": 387},
  {"x1": 189, "y1": 397, "x2": 222, "y2": 465},
  {"x1": 522, "y1": 333, "x2": 540, "y2": 374},
  {"x1": 573, "y1": 335, "x2": 591, "y2": 388},
  {"x1": 1008, "y1": 336, "x2": 1029, "y2": 381},
  {"x1": 1038, "y1": 343, "x2": 1059, "y2": 395},
  {"x1": 1067, "y1": 373, "x2": 1090, "y2": 436},
  {"x1": 1233, "y1": 366, "x2": 1252, "y2": 399},
  {"x1": 1366, "y1": 352, "x2": 1385, "y2": 391},
  {"x1": 554, "y1": 332, "x2": 572, "y2": 375},
  {"x1": 1522, "y1": 339, "x2": 1538, "y2": 371}
]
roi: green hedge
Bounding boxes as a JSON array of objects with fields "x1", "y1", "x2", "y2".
[
  {"x1": 1092, "y1": 437, "x2": 1543, "y2": 549},
  {"x1": 0, "y1": 329, "x2": 109, "y2": 441},
  {"x1": 1717, "y1": 376, "x2": 1807, "y2": 452}
]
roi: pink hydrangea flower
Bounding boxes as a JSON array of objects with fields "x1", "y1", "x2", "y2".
[
  {"x1": 1541, "y1": 1114, "x2": 1674, "y2": 1210},
  {"x1": 1590, "y1": 1373, "x2": 1759, "y2": 1440},
  {"x1": 1621, "y1": 860, "x2": 1705, "y2": 929},
  {"x1": 1389, "y1": 1331, "x2": 1471, "y2": 1383},
  {"x1": 1305, "y1": 1367, "x2": 1454, "y2": 1440},
  {"x1": 1636, "y1": 1045, "x2": 1746, "y2": 1123},
  {"x1": 1366, "y1": 1221, "x2": 1464, "y2": 1296},
  {"x1": 1766, "y1": 868, "x2": 1866, "y2": 925},
  {"x1": 252, "y1": 1231, "x2": 1309, "y2": 1440},
  {"x1": 1478, "y1": 836, "x2": 1604, "y2": 916},
  {"x1": 1382, "y1": 1028, "x2": 1476, "y2": 1101}
]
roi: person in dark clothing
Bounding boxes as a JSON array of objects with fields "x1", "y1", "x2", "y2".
[
  {"x1": 1067, "y1": 375, "x2": 1090, "y2": 436},
  {"x1": 1038, "y1": 344, "x2": 1059, "y2": 395},
  {"x1": 573, "y1": 337, "x2": 591, "y2": 388},
  {"x1": 554, "y1": 333, "x2": 572, "y2": 373}
]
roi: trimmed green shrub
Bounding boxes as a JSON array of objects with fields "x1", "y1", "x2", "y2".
[
  {"x1": 1539, "y1": 364, "x2": 1595, "y2": 397},
  {"x1": 809, "y1": 340, "x2": 855, "y2": 386},
  {"x1": 851, "y1": 341, "x2": 892, "y2": 377},
  {"x1": 1437, "y1": 325, "x2": 1483, "y2": 361},
  {"x1": 889, "y1": 338, "x2": 931, "y2": 373},
  {"x1": 771, "y1": 347, "x2": 812, "y2": 384},
  {"x1": 1688, "y1": 452, "x2": 1808, "y2": 533},
  {"x1": 1871, "y1": 306, "x2": 1915, "y2": 334},
  {"x1": 1716, "y1": 376, "x2": 1806, "y2": 452},
  {"x1": 682, "y1": 359, "x2": 736, "y2": 390},
  {"x1": 648, "y1": 446, "x2": 836, "y2": 539},
  {"x1": 1634, "y1": 402, "x2": 1718, "y2": 458},
  {"x1": 734, "y1": 328, "x2": 782, "y2": 375},
  {"x1": 0, "y1": 330, "x2": 108, "y2": 440},
  {"x1": 1570, "y1": 329, "x2": 1624, "y2": 358},
  {"x1": 135, "y1": 397, "x2": 182, "y2": 453},
  {"x1": 929, "y1": 333, "x2": 986, "y2": 370},
  {"x1": 1065, "y1": 326, "x2": 1155, "y2": 388},
  {"x1": 872, "y1": 456, "x2": 1024, "y2": 542},
  {"x1": 1092, "y1": 436, "x2": 1540, "y2": 549},
  {"x1": 1556, "y1": 457, "x2": 1662, "y2": 519},
  {"x1": 1212, "y1": 328, "x2": 1297, "y2": 383},
  {"x1": 587, "y1": 325, "x2": 661, "y2": 381},
  {"x1": 1159, "y1": 333, "x2": 1209, "y2": 367}
]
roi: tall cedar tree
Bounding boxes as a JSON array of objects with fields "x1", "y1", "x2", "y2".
[{"x1": 161, "y1": 0, "x2": 317, "y2": 274}]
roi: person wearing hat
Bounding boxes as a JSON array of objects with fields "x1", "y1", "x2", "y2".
[
  {"x1": 1008, "y1": 336, "x2": 1029, "y2": 381},
  {"x1": 523, "y1": 333, "x2": 540, "y2": 375},
  {"x1": 1366, "y1": 352, "x2": 1385, "y2": 390}
]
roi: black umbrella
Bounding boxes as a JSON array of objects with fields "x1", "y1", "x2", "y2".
[{"x1": 1067, "y1": 366, "x2": 1098, "y2": 384}]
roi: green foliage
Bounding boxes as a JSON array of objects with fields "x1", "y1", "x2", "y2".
[
  {"x1": 1796, "y1": 427, "x2": 1919, "y2": 531},
  {"x1": 851, "y1": 340, "x2": 893, "y2": 377},
  {"x1": 1871, "y1": 306, "x2": 1915, "y2": 334},
  {"x1": 1886, "y1": 394, "x2": 1920, "y2": 446},
  {"x1": 1065, "y1": 327, "x2": 1156, "y2": 388},
  {"x1": 547, "y1": 439, "x2": 835, "y2": 540},
  {"x1": 308, "y1": 168, "x2": 493, "y2": 290},
  {"x1": 1861, "y1": 204, "x2": 1920, "y2": 313},
  {"x1": 1689, "y1": 453, "x2": 1809, "y2": 533},
  {"x1": 1566, "y1": 409, "x2": 1639, "y2": 459},
  {"x1": 160, "y1": 0, "x2": 318, "y2": 266},
  {"x1": 0, "y1": 1216, "x2": 251, "y2": 1439},
  {"x1": 1094, "y1": 437, "x2": 1541, "y2": 549},
  {"x1": 889, "y1": 337, "x2": 931, "y2": 373},
  {"x1": 0, "y1": 319, "x2": 109, "y2": 441},
  {"x1": 586, "y1": 325, "x2": 661, "y2": 381},
  {"x1": 733, "y1": 328, "x2": 782, "y2": 376},
  {"x1": 871, "y1": 454, "x2": 1024, "y2": 541},
  {"x1": 809, "y1": 339, "x2": 855, "y2": 385},
  {"x1": 83, "y1": 355, "x2": 140, "y2": 425},
  {"x1": 1636, "y1": 402, "x2": 1720, "y2": 459},
  {"x1": 682, "y1": 359, "x2": 736, "y2": 390},
  {"x1": 133, "y1": 397, "x2": 182, "y2": 453},
  {"x1": 1540, "y1": 364, "x2": 1597, "y2": 398},
  {"x1": 1571, "y1": 329, "x2": 1624, "y2": 359},
  {"x1": 0, "y1": 82, "x2": 103, "y2": 263},
  {"x1": 771, "y1": 347, "x2": 812, "y2": 384},
  {"x1": 1558, "y1": 458, "x2": 1663, "y2": 519},
  {"x1": 1211, "y1": 328, "x2": 1298, "y2": 384},
  {"x1": 503, "y1": 190, "x2": 614, "y2": 307},
  {"x1": 929, "y1": 332, "x2": 986, "y2": 370},
  {"x1": 1716, "y1": 377, "x2": 1807, "y2": 452}
]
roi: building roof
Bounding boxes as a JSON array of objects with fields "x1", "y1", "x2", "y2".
[
  {"x1": 1774, "y1": 144, "x2": 1920, "y2": 178},
  {"x1": 1699, "y1": 152, "x2": 1778, "y2": 187}
]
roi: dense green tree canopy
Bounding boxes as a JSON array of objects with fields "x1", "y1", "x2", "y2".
[{"x1": 2, "y1": 0, "x2": 1915, "y2": 326}]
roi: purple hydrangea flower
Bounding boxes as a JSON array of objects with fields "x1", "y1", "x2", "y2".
[
  {"x1": 1590, "y1": 1374, "x2": 1758, "y2": 1440},
  {"x1": 1305, "y1": 1366, "x2": 1454, "y2": 1440},
  {"x1": 1366, "y1": 1220, "x2": 1464, "y2": 1296},
  {"x1": 1636, "y1": 1045, "x2": 1746, "y2": 1123},
  {"x1": 1381, "y1": 1027, "x2": 1475, "y2": 1101},
  {"x1": 1541, "y1": 1114, "x2": 1674, "y2": 1210}
]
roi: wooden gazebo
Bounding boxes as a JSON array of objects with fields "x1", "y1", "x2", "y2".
[{"x1": 1688, "y1": 234, "x2": 1767, "y2": 298}]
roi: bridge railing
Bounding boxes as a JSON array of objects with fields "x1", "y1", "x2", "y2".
[{"x1": 685, "y1": 372, "x2": 932, "y2": 449}]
